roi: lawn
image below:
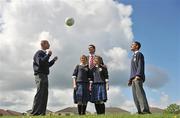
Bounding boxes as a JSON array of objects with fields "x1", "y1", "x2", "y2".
[{"x1": 0, "y1": 114, "x2": 180, "y2": 118}]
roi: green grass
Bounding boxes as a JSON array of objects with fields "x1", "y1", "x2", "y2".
[{"x1": 0, "y1": 114, "x2": 180, "y2": 118}]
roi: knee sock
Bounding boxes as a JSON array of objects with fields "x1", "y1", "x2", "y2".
[
  {"x1": 100, "y1": 103, "x2": 105, "y2": 114},
  {"x1": 95, "y1": 104, "x2": 100, "y2": 114},
  {"x1": 82, "y1": 104, "x2": 87, "y2": 115},
  {"x1": 78, "y1": 104, "x2": 82, "y2": 115}
]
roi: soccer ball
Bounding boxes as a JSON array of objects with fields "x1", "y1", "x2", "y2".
[{"x1": 65, "y1": 17, "x2": 74, "y2": 26}]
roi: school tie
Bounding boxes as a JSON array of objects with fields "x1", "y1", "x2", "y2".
[{"x1": 89, "y1": 55, "x2": 94, "y2": 69}]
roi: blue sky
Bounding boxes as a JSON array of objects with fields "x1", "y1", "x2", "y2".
[{"x1": 120, "y1": 0, "x2": 180, "y2": 102}]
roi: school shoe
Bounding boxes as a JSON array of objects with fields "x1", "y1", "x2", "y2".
[{"x1": 142, "y1": 111, "x2": 152, "y2": 114}]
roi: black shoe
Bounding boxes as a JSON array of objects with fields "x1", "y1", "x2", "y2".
[
  {"x1": 136, "y1": 112, "x2": 143, "y2": 114},
  {"x1": 142, "y1": 111, "x2": 152, "y2": 114}
]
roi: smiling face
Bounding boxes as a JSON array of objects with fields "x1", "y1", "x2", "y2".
[
  {"x1": 80, "y1": 55, "x2": 87, "y2": 65},
  {"x1": 94, "y1": 56, "x2": 100, "y2": 66},
  {"x1": 88, "y1": 45, "x2": 96, "y2": 54}
]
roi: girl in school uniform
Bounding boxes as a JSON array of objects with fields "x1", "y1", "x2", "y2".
[
  {"x1": 89, "y1": 56, "x2": 109, "y2": 114},
  {"x1": 72, "y1": 55, "x2": 92, "y2": 115}
]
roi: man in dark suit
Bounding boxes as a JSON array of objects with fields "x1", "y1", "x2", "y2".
[
  {"x1": 31, "y1": 40, "x2": 58, "y2": 116},
  {"x1": 128, "y1": 41, "x2": 151, "y2": 114}
]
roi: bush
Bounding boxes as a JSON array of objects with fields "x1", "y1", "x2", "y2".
[{"x1": 164, "y1": 104, "x2": 180, "y2": 114}]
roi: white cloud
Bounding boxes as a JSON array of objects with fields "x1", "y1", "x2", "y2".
[
  {"x1": 160, "y1": 92, "x2": 170, "y2": 107},
  {"x1": 145, "y1": 65, "x2": 169, "y2": 89},
  {"x1": 104, "y1": 47, "x2": 129, "y2": 71}
]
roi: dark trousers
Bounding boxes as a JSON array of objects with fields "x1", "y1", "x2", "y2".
[
  {"x1": 31, "y1": 74, "x2": 48, "y2": 115},
  {"x1": 132, "y1": 79, "x2": 150, "y2": 113}
]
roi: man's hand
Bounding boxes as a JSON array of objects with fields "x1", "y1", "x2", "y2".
[
  {"x1": 128, "y1": 80, "x2": 132, "y2": 86},
  {"x1": 48, "y1": 50, "x2": 52, "y2": 56},
  {"x1": 134, "y1": 76, "x2": 141, "y2": 81},
  {"x1": 53, "y1": 56, "x2": 58, "y2": 61}
]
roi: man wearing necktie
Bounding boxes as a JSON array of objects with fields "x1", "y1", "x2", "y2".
[
  {"x1": 31, "y1": 40, "x2": 58, "y2": 116},
  {"x1": 87, "y1": 44, "x2": 104, "y2": 69},
  {"x1": 128, "y1": 41, "x2": 151, "y2": 114}
]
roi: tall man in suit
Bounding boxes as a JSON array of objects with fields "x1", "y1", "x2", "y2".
[
  {"x1": 31, "y1": 40, "x2": 58, "y2": 116},
  {"x1": 128, "y1": 41, "x2": 151, "y2": 114},
  {"x1": 87, "y1": 44, "x2": 104, "y2": 69}
]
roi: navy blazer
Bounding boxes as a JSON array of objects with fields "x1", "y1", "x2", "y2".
[
  {"x1": 33, "y1": 50, "x2": 55, "y2": 75},
  {"x1": 130, "y1": 51, "x2": 145, "y2": 82}
]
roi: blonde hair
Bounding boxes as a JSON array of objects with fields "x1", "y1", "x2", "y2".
[
  {"x1": 80, "y1": 55, "x2": 88, "y2": 63},
  {"x1": 94, "y1": 56, "x2": 101, "y2": 65}
]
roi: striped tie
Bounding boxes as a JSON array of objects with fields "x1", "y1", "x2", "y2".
[{"x1": 89, "y1": 55, "x2": 94, "y2": 69}]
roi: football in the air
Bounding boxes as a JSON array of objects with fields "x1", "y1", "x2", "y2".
[{"x1": 65, "y1": 17, "x2": 74, "y2": 26}]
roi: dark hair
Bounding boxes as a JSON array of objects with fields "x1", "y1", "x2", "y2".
[
  {"x1": 134, "y1": 41, "x2": 141, "y2": 50},
  {"x1": 41, "y1": 40, "x2": 49, "y2": 47},
  {"x1": 89, "y1": 44, "x2": 96, "y2": 49}
]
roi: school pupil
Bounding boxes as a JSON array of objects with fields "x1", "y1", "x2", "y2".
[
  {"x1": 72, "y1": 55, "x2": 92, "y2": 115},
  {"x1": 90, "y1": 56, "x2": 109, "y2": 114}
]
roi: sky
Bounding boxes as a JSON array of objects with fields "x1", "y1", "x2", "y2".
[{"x1": 0, "y1": 0, "x2": 179, "y2": 113}]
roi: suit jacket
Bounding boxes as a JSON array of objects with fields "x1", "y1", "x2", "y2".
[{"x1": 129, "y1": 51, "x2": 145, "y2": 82}]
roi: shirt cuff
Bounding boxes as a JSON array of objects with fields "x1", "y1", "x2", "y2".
[
  {"x1": 89, "y1": 81, "x2": 93, "y2": 84},
  {"x1": 72, "y1": 76, "x2": 76, "y2": 79}
]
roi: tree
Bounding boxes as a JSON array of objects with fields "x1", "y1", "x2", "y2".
[{"x1": 164, "y1": 104, "x2": 180, "y2": 114}]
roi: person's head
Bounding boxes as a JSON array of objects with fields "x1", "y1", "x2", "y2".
[
  {"x1": 80, "y1": 55, "x2": 88, "y2": 64},
  {"x1": 41, "y1": 40, "x2": 50, "y2": 50},
  {"x1": 131, "y1": 41, "x2": 141, "y2": 52},
  {"x1": 88, "y1": 44, "x2": 96, "y2": 54},
  {"x1": 93, "y1": 56, "x2": 101, "y2": 66}
]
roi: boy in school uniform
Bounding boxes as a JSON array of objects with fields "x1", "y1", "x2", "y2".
[
  {"x1": 89, "y1": 56, "x2": 109, "y2": 115},
  {"x1": 72, "y1": 55, "x2": 92, "y2": 115},
  {"x1": 128, "y1": 41, "x2": 151, "y2": 114}
]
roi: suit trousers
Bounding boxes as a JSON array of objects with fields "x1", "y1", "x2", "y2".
[
  {"x1": 132, "y1": 79, "x2": 150, "y2": 113},
  {"x1": 31, "y1": 74, "x2": 48, "y2": 115}
]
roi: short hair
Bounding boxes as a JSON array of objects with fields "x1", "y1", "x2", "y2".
[
  {"x1": 89, "y1": 44, "x2": 96, "y2": 49},
  {"x1": 134, "y1": 41, "x2": 141, "y2": 50},
  {"x1": 41, "y1": 40, "x2": 49, "y2": 47}
]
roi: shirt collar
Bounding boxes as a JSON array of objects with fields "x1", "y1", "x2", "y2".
[
  {"x1": 41, "y1": 49, "x2": 47, "y2": 53},
  {"x1": 89, "y1": 53, "x2": 95, "y2": 56},
  {"x1": 134, "y1": 50, "x2": 139, "y2": 54},
  {"x1": 80, "y1": 63, "x2": 88, "y2": 66}
]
